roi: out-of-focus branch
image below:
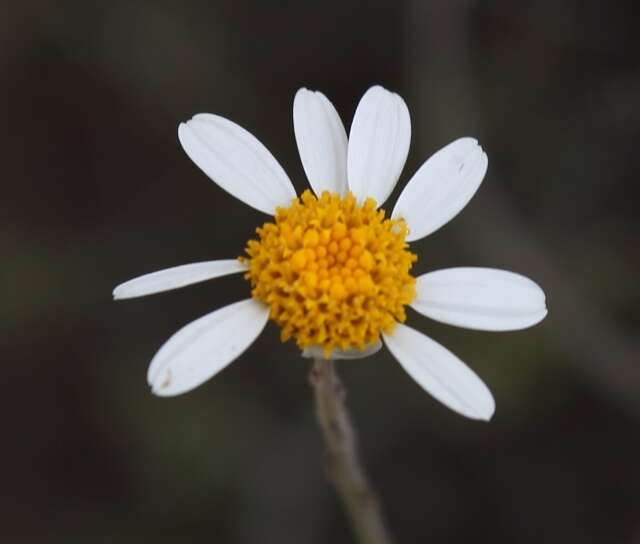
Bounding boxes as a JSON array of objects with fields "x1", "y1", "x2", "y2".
[
  {"x1": 406, "y1": 0, "x2": 640, "y2": 418},
  {"x1": 455, "y1": 187, "x2": 640, "y2": 416},
  {"x1": 310, "y1": 358, "x2": 394, "y2": 544}
]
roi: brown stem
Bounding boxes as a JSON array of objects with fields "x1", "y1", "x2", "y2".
[{"x1": 309, "y1": 357, "x2": 394, "y2": 544}]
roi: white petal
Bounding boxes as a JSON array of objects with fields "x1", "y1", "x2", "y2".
[
  {"x1": 147, "y1": 299, "x2": 269, "y2": 397},
  {"x1": 383, "y1": 324, "x2": 495, "y2": 421},
  {"x1": 347, "y1": 85, "x2": 411, "y2": 206},
  {"x1": 301, "y1": 340, "x2": 383, "y2": 360},
  {"x1": 113, "y1": 260, "x2": 247, "y2": 300},
  {"x1": 411, "y1": 267, "x2": 547, "y2": 331},
  {"x1": 392, "y1": 138, "x2": 488, "y2": 241},
  {"x1": 293, "y1": 88, "x2": 348, "y2": 196},
  {"x1": 178, "y1": 114, "x2": 296, "y2": 215}
]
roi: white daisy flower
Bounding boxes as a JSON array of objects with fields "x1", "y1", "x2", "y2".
[{"x1": 114, "y1": 85, "x2": 547, "y2": 421}]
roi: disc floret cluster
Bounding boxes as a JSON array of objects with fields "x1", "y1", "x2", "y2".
[{"x1": 243, "y1": 190, "x2": 417, "y2": 355}]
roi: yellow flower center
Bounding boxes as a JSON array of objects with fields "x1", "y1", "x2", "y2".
[{"x1": 242, "y1": 190, "x2": 417, "y2": 356}]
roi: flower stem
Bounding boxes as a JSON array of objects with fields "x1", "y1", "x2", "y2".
[{"x1": 309, "y1": 357, "x2": 394, "y2": 544}]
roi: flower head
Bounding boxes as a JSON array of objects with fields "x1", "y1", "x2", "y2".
[{"x1": 114, "y1": 85, "x2": 547, "y2": 421}]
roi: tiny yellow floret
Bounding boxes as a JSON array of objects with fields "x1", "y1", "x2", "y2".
[
  {"x1": 242, "y1": 190, "x2": 417, "y2": 356},
  {"x1": 291, "y1": 249, "x2": 307, "y2": 270}
]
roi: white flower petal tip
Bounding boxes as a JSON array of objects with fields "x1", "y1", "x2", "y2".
[
  {"x1": 147, "y1": 299, "x2": 269, "y2": 397},
  {"x1": 383, "y1": 324, "x2": 495, "y2": 421},
  {"x1": 113, "y1": 260, "x2": 247, "y2": 300},
  {"x1": 392, "y1": 137, "x2": 488, "y2": 241},
  {"x1": 178, "y1": 115, "x2": 296, "y2": 215},
  {"x1": 411, "y1": 268, "x2": 547, "y2": 332},
  {"x1": 293, "y1": 88, "x2": 348, "y2": 196},
  {"x1": 347, "y1": 85, "x2": 411, "y2": 206},
  {"x1": 301, "y1": 340, "x2": 383, "y2": 360}
]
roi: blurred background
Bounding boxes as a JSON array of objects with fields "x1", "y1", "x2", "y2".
[{"x1": 3, "y1": 0, "x2": 639, "y2": 542}]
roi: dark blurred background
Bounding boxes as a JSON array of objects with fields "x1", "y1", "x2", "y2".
[{"x1": 3, "y1": 0, "x2": 640, "y2": 542}]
